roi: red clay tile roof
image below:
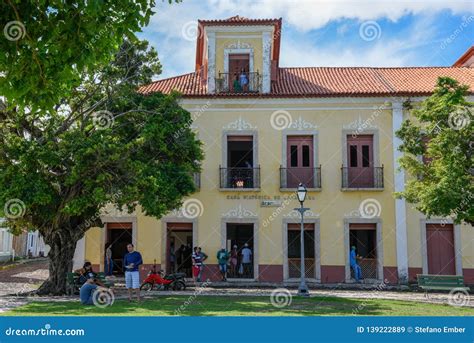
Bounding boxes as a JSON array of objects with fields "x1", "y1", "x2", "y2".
[
  {"x1": 453, "y1": 46, "x2": 474, "y2": 67},
  {"x1": 198, "y1": 15, "x2": 281, "y2": 26},
  {"x1": 139, "y1": 67, "x2": 474, "y2": 98}
]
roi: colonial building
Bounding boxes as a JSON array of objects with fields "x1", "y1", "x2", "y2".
[{"x1": 76, "y1": 16, "x2": 474, "y2": 285}]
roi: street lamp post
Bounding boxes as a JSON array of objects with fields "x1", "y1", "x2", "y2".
[{"x1": 295, "y1": 183, "x2": 310, "y2": 296}]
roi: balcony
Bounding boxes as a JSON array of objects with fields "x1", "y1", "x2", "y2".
[
  {"x1": 280, "y1": 166, "x2": 322, "y2": 190},
  {"x1": 215, "y1": 72, "x2": 262, "y2": 93},
  {"x1": 219, "y1": 166, "x2": 260, "y2": 190},
  {"x1": 341, "y1": 166, "x2": 384, "y2": 190}
]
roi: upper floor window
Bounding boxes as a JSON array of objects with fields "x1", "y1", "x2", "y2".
[
  {"x1": 342, "y1": 134, "x2": 383, "y2": 189},
  {"x1": 281, "y1": 135, "x2": 321, "y2": 189}
]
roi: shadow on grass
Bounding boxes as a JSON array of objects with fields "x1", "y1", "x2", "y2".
[{"x1": 4, "y1": 295, "x2": 473, "y2": 317}]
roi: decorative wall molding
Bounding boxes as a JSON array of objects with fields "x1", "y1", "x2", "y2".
[
  {"x1": 283, "y1": 209, "x2": 320, "y2": 218},
  {"x1": 226, "y1": 40, "x2": 252, "y2": 49},
  {"x1": 100, "y1": 206, "x2": 133, "y2": 217},
  {"x1": 163, "y1": 208, "x2": 186, "y2": 218},
  {"x1": 223, "y1": 116, "x2": 257, "y2": 130},
  {"x1": 222, "y1": 204, "x2": 258, "y2": 218},
  {"x1": 288, "y1": 116, "x2": 318, "y2": 130},
  {"x1": 344, "y1": 209, "x2": 362, "y2": 218},
  {"x1": 343, "y1": 115, "x2": 377, "y2": 130}
]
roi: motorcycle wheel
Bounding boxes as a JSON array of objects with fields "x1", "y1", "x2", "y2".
[
  {"x1": 140, "y1": 282, "x2": 154, "y2": 291},
  {"x1": 173, "y1": 280, "x2": 186, "y2": 291}
]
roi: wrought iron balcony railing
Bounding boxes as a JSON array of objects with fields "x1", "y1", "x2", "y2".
[
  {"x1": 279, "y1": 166, "x2": 322, "y2": 189},
  {"x1": 341, "y1": 166, "x2": 384, "y2": 189},
  {"x1": 219, "y1": 166, "x2": 260, "y2": 189},
  {"x1": 215, "y1": 72, "x2": 262, "y2": 93}
]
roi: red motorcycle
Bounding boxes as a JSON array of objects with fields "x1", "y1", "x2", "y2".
[{"x1": 140, "y1": 261, "x2": 186, "y2": 291}]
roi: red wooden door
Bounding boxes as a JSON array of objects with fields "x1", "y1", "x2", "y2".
[
  {"x1": 347, "y1": 135, "x2": 374, "y2": 187},
  {"x1": 229, "y1": 54, "x2": 249, "y2": 91},
  {"x1": 287, "y1": 136, "x2": 314, "y2": 188},
  {"x1": 426, "y1": 224, "x2": 456, "y2": 275}
]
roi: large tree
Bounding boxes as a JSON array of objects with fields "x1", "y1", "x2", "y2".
[
  {"x1": 0, "y1": 0, "x2": 176, "y2": 111},
  {"x1": 396, "y1": 77, "x2": 473, "y2": 225},
  {"x1": 0, "y1": 39, "x2": 203, "y2": 294}
]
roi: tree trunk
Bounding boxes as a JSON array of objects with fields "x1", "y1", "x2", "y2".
[{"x1": 37, "y1": 230, "x2": 80, "y2": 295}]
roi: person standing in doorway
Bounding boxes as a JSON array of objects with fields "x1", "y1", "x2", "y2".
[
  {"x1": 230, "y1": 245, "x2": 238, "y2": 278},
  {"x1": 124, "y1": 243, "x2": 143, "y2": 302},
  {"x1": 216, "y1": 247, "x2": 230, "y2": 281},
  {"x1": 241, "y1": 243, "x2": 252, "y2": 278},
  {"x1": 105, "y1": 243, "x2": 113, "y2": 276},
  {"x1": 184, "y1": 243, "x2": 192, "y2": 277},
  {"x1": 350, "y1": 245, "x2": 363, "y2": 283},
  {"x1": 176, "y1": 244, "x2": 185, "y2": 272}
]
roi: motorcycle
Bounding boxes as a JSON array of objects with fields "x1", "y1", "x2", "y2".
[{"x1": 140, "y1": 260, "x2": 186, "y2": 291}]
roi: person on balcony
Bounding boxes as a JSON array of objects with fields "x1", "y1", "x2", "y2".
[
  {"x1": 350, "y1": 246, "x2": 363, "y2": 283},
  {"x1": 232, "y1": 75, "x2": 242, "y2": 92},
  {"x1": 239, "y1": 69, "x2": 248, "y2": 91}
]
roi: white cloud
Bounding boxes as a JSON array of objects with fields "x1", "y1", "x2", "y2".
[
  {"x1": 208, "y1": 0, "x2": 473, "y2": 31},
  {"x1": 141, "y1": 0, "x2": 473, "y2": 78}
]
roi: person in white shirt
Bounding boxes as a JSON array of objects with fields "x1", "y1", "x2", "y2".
[{"x1": 241, "y1": 243, "x2": 252, "y2": 278}]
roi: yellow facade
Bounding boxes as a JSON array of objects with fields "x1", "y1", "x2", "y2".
[{"x1": 80, "y1": 19, "x2": 474, "y2": 285}]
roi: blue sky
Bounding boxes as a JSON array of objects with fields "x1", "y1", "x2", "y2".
[{"x1": 138, "y1": 0, "x2": 474, "y2": 80}]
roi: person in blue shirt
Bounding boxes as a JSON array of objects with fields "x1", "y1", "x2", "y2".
[
  {"x1": 79, "y1": 279, "x2": 98, "y2": 305},
  {"x1": 239, "y1": 69, "x2": 249, "y2": 91},
  {"x1": 350, "y1": 246, "x2": 362, "y2": 283},
  {"x1": 123, "y1": 243, "x2": 143, "y2": 302}
]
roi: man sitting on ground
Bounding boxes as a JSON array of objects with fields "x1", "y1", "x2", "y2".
[{"x1": 79, "y1": 279, "x2": 99, "y2": 305}]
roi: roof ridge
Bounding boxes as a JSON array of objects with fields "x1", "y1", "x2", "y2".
[
  {"x1": 142, "y1": 72, "x2": 197, "y2": 85},
  {"x1": 280, "y1": 66, "x2": 461, "y2": 70}
]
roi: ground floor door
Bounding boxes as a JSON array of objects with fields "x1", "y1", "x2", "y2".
[
  {"x1": 106, "y1": 223, "x2": 133, "y2": 275},
  {"x1": 349, "y1": 223, "x2": 377, "y2": 280},
  {"x1": 287, "y1": 223, "x2": 316, "y2": 279},
  {"x1": 426, "y1": 224, "x2": 456, "y2": 275},
  {"x1": 226, "y1": 223, "x2": 254, "y2": 279},
  {"x1": 167, "y1": 223, "x2": 193, "y2": 277}
]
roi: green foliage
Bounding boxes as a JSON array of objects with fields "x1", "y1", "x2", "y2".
[
  {"x1": 0, "y1": 38, "x2": 203, "y2": 237},
  {"x1": 396, "y1": 77, "x2": 473, "y2": 225},
  {"x1": 0, "y1": 0, "x2": 163, "y2": 111}
]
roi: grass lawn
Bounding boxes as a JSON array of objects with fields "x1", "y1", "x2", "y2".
[{"x1": 3, "y1": 295, "x2": 473, "y2": 316}]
